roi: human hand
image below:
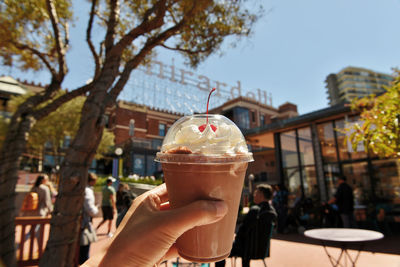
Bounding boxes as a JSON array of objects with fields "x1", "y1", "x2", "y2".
[{"x1": 83, "y1": 183, "x2": 227, "y2": 267}]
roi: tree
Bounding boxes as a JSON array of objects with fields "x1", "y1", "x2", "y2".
[
  {"x1": 346, "y1": 70, "x2": 400, "y2": 159},
  {"x1": 0, "y1": 93, "x2": 114, "y2": 168},
  {"x1": 0, "y1": 1, "x2": 94, "y2": 266},
  {"x1": 1, "y1": 1, "x2": 261, "y2": 266}
]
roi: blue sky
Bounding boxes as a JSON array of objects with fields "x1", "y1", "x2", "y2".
[{"x1": 2, "y1": 0, "x2": 400, "y2": 114}]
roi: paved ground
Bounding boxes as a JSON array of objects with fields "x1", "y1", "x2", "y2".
[{"x1": 92, "y1": 217, "x2": 400, "y2": 267}]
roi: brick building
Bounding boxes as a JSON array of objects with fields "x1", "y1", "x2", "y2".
[{"x1": 107, "y1": 100, "x2": 183, "y2": 177}]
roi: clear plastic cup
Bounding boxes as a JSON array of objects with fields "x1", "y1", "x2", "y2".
[{"x1": 155, "y1": 114, "x2": 253, "y2": 262}]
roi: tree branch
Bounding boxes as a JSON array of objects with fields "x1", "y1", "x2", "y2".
[
  {"x1": 32, "y1": 84, "x2": 93, "y2": 121},
  {"x1": 11, "y1": 41, "x2": 57, "y2": 76},
  {"x1": 109, "y1": 21, "x2": 185, "y2": 100},
  {"x1": 105, "y1": 0, "x2": 120, "y2": 54},
  {"x1": 160, "y1": 43, "x2": 213, "y2": 55},
  {"x1": 86, "y1": 0, "x2": 101, "y2": 78},
  {"x1": 111, "y1": 0, "x2": 168, "y2": 56},
  {"x1": 46, "y1": 0, "x2": 68, "y2": 80}
]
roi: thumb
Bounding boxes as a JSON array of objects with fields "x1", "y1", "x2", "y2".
[{"x1": 163, "y1": 200, "x2": 228, "y2": 236}]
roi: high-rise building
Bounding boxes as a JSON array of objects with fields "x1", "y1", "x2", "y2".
[{"x1": 325, "y1": 66, "x2": 394, "y2": 106}]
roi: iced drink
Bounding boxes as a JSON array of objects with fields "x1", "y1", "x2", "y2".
[{"x1": 155, "y1": 114, "x2": 253, "y2": 262}]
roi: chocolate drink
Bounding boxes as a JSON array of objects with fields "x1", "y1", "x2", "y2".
[
  {"x1": 162, "y1": 161, "x2": 248, "y2": 262},
  {"x1": 155, "y1": 114, "x2": 253, "y2": 262}
]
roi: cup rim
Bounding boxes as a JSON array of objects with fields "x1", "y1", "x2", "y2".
[{"x1": 155, "y1": 152, "x2": 254, "y2": 164}]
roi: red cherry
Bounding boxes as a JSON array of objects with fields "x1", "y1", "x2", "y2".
[{"x1": 199, "y1": 124, "x2": 217, "y2": 132}]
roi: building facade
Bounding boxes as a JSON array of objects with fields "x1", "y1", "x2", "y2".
[
  {"x1": 245, "y1": 104, "x2": 400, "y2": 213},
  {"x1": 107, "y1": 100, "x2": 183, "y2": 177},
  {"x1": 109, "y1": 97, "x2": 298, "y2": 178},
  {"x1": 326, "y1": 66, "x2": 394, "y2": 106},
  {"x1": 209, "y1": 96, "x2": 298, "y2": 186}
]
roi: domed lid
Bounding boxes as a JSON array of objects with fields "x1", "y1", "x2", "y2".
[{"x1": 155, "y1": 114, "x2": 253, "y2": 163}]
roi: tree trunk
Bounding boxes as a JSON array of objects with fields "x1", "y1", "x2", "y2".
[
  {"x1": 0, "y1": 115, "x2": 34, "y2": 267},
  {"x1": 40, "y1": 84, "x2": 111, "y2": 267}
]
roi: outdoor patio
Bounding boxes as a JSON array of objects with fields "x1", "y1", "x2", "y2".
[{"x1": 92, "y1": 217, "x2": 400, "y2": 267}]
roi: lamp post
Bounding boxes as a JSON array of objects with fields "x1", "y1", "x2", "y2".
[{"x1": 114, "y1": 147, "x2": 123, "y2": 185}]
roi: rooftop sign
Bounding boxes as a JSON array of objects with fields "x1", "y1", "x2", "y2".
[{"x1": 120, "y1": 59, "x2": 273, "y2": 114}]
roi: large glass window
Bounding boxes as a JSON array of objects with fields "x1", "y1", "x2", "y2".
[
  {"x1": 280, "y1": 127, "x2": 318, "y2": 201},
  {"x1": 342, "y1": 162, "x2": 370, "y2": 204},
  {"x1": 280, "y1": 131, "x2": 297, "y2": 168},
  {"x1": 371, "y1": 159, "x2": 400, "y2": 204},
  {"x1": 298, "y1": 127, "x2": 315, "y2": 166},
  {"x1": 302, "y1": 166, "x2": 318, "y2": 199},
  {"x1": 234, "y1": 107, "x2": 250, "y2": 129},
  {"x1": 335, "y1": 118, "x2": 367, "y2": 161},
  {"x1": 282, "y1": 167, "x2": 301, "y2": 208},
  {"x1": 317, "y1": 122, "x2": 338, "y2": 163},
  {"x1": 324, "y1": 164, "x2": 341, "y2": 198}
]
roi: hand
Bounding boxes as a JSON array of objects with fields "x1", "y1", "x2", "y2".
[{"x1": 83, "y1": 184, "x2": 227, "y2": 267}]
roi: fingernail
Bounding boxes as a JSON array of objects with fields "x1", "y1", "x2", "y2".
[{"x1": 213, "y1": 201, "x2": 228, "y2": 217}]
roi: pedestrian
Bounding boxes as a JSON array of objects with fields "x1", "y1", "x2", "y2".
[
  {"x1": 79, "y1": 173, "x2": 99, "y2": 264},
  {"x1": 116, "y1": 183, "x2": 136, "y2": 228},
  {"x1": 96, "y1": 177, "x2": 117, "y2": 237},
  {"x1": 327, "y1": 175, "x2": 356, "y2": 228},
  {"x1": 215, "y1": 184, "x2": 277, "y2": 267},
  {"x1": 81, "y1": 183, "x2": 228, "y2": 267},
  {"x1": 21, "y1": 174, "x2": 54, "y2": 243},
  {"x1": 23, "y1": 174, "x2": 54, "y2": 217}
]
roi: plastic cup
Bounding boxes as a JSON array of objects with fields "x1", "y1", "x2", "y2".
[{"x1": 155, "y1": 114, "x2": 253, "y2": 262}]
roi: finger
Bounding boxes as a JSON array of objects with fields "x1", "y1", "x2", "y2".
[
  {"x1": 146, "y1": 183, "x2": 168, "y2": 203},
  {"x1": 162, "y1": 200, "x2": 228, "y2": 235}
]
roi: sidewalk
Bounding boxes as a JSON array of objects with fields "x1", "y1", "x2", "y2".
[{"x1": 91, "y1": 217, "x2": 400, "y2": 267}]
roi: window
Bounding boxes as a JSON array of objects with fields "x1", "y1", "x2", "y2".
[
  {"x1": 260, "y1": 115, "x2": 265, "y2": 126},
  {"x1": 129, "y1": 119, "x2": 135, "y2": 136},
  {"x1": 335, "y1": 118, "x2": 367, "y2": 161},
  {"x1": 251, "y1": 111, "x2": 256, "y2": 123},
  {"x1": 317, "y1": 122, "x2": 337, "y2": 163},
  {"x1": 279, "y1": 127, "x2": 318, "y2": 199},
  {"x1": 298, "y1": 127, "x2": 315, "y2": 166},
  {"x1": 159, "y1": 123, "x2": 166, "y2": 136},
  {"x1": 280, "y1": 131, "x2": 297, "y2": 168},
  {"x1": 371, "y1": 159, "x2": 400, "y2": 204},
  {"x1": 233, "y1": 107, "x2": 250, "y2": 129}
]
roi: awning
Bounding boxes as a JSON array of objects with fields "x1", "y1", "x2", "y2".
[{"x1": 0, "y1": 76, "x2": 27, "y2": 95}]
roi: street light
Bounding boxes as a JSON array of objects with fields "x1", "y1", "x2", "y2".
[{"x1": 114, "y1": 147, "x2": 123, "y2": 179}]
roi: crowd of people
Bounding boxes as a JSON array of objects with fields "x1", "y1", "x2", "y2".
[{"x1": 19, "y1": 172, "x2": 395, "y2": 266}]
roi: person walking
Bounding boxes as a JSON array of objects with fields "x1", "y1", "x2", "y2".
[
  {"x1": 79, "y1": 173, "x2": 99, "y2": 264},
  {"x1": 96, "y1": 177, "x2": 117, "y2": 237},
  {"x1": 328, "y1": 175, "x2": 356, "y2": 228},
  {"x1": 216, "y1": 184, "x2": 277, "y2": 267}
]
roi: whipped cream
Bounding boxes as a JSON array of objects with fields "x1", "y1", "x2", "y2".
[{"x1": 161, "y1": 116, "x2": 250, "y2": 155}]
